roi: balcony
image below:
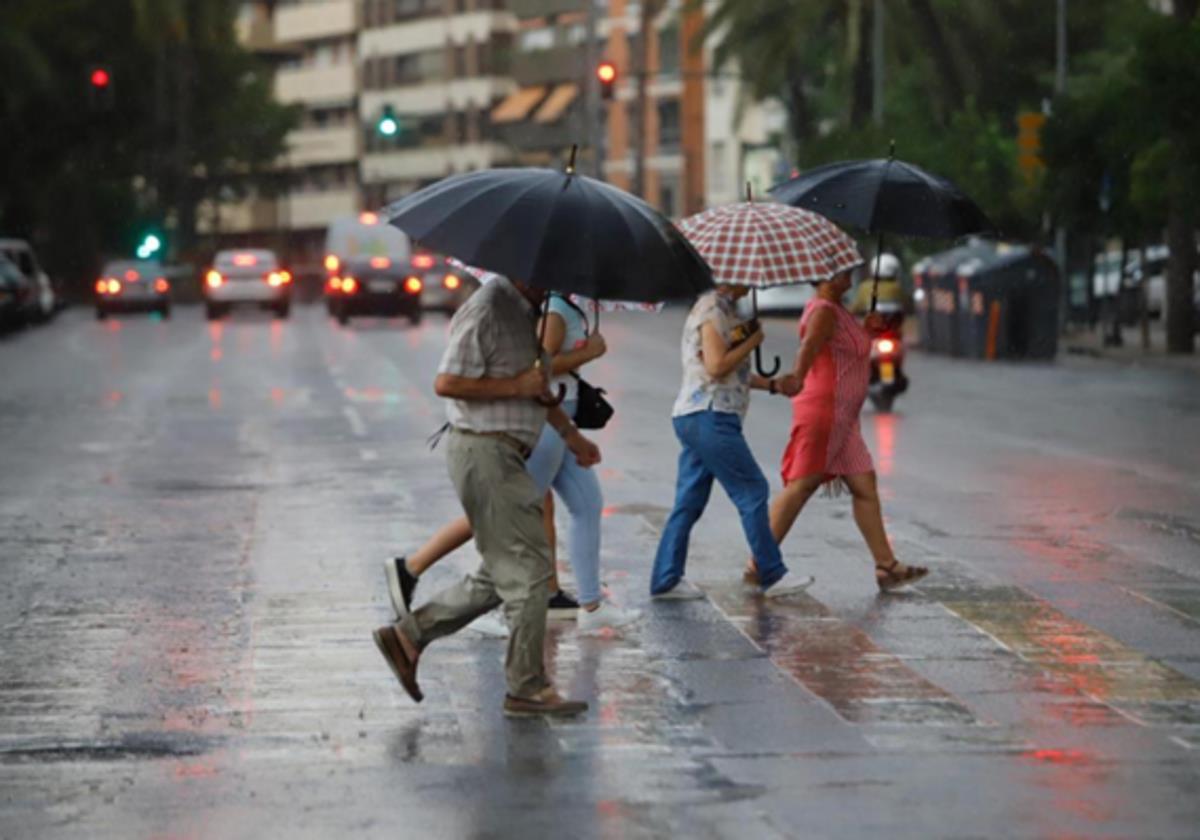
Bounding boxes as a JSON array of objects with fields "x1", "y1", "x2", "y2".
[
  {"x1": 362, "y1": 143, "x2": 510, "y2": 183},
  {"x1": 285, "y1": 126, "x2": 358, "y2": 167},
  {"x1": 360, "y1": 9, "x2": 515, "y2": 54},
  {"x1": 284, "y1": 189, "x2": 360, "y2": 230},
  {"x1": 511, "y1": 46, "x2": 582, "y2": 87},
  {"x1": 197, "y1": 197, "x2": 280, "y2": 235},
  {"x1": 275, "y1": 63, "x2": 357, "y2": 105},
  {"x1": 274, "y1": 0, "x2": 356, "y2": 43},
  {"x1": 360, "y1": 78, "x2": 514, "y2": 118},
  {"x1": 508, "y1": 0, "x2": 581, "y2": 16}
]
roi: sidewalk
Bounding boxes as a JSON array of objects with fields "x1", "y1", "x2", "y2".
[{"x1": 1060, "y1": 322, "x2": 1200, "y2": 373}]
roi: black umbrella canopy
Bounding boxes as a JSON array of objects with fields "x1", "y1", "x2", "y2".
[
  {"x1": 383, "y1": 165, "x2": 713, "y2": 304},
  {"x1": 770, "y1": 157, "x2": 995, "y2": 239}
]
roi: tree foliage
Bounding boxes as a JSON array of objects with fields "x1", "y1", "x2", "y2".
[{"x1": 0, "y1": 0, "x2": 296, "y2": 290}]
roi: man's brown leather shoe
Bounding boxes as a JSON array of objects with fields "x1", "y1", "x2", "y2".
[
  {"x1": 502, "y1": 688, "x2": 587, "y2": 718},
  {"x1": 373, "y1": 625, "x2": 423, "y2": 703}
]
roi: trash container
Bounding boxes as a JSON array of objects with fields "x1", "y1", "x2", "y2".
[
  {"x1": 956, "y1": 245, "x2": 1060, "y2": 360},
  {"x1": 912, "y1": 241, "x2": 993, "y2": 356}
]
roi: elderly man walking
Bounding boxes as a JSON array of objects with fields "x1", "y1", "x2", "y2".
[{"x1": 373, "y1": 274, "x2": 599, "y2": 718}]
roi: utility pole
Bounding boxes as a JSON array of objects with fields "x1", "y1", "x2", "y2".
[
  {"x1": 872, "y1": 0, "x2": 884, "y2": 125},
  {"x1": 1054, "y1": 0, "x2": 1068, "y2": 330},
  {"x1": 633, "y1": 0, "x2": 662, "y2": 199},
  {"x1": 584, "y1": 2, "x2": 603, "y2": 179}
]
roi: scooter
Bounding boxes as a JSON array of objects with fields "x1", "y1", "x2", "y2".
[{"x1": 868, "y1": 303, "x2": 908, "y2": 412}]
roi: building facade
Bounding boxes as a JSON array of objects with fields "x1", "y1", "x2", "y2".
[
  {"x1": 211, "y1": 0, "x2": 787, "y2": 267},
  {"x1": 358, "y1": 1, "x2": 517, "y2": 209}
]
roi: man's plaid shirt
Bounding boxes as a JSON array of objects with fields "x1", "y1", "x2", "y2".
[{"x1": 436, "y1": 276, "x2": 549, "y2": 449}]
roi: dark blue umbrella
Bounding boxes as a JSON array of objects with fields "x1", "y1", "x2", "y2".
[
  {"x1": 382, "y1": 149, "x2": 712, "y2": 305},
  {"x1": 770, "y1": 143, "x2": 995, "y2": 310}
]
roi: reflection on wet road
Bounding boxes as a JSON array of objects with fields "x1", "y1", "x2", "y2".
[{"x1": 1, "y1": 306, "x2": 1198, "y2": 838}]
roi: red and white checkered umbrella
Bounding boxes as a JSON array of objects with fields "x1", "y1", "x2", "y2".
[{"x1": 678, "y1": 201, "x2": 863, "y2": 288}]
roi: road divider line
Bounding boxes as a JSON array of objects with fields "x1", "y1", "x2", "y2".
[{"x1": 342, "y1": 406, "x2": 367, "y2": 438}]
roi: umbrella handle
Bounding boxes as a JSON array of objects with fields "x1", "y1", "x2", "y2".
[
  {"x1": 536, "y1": 383, "x2": 567, "y2": 408},
  {"x1": 755, "y1": 345, "x2": 781, "y2": 378}
]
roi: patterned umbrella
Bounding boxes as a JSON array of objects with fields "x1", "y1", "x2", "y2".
[
  {"x1": 678, "y1": 201, "x2": 863, "y2": 288},
  {"x1": 679, "y1": 197, "x2": 863, "y2": 375}
]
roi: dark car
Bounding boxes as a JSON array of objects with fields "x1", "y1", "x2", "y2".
[
  {"x1": 95, "y1": 259, "x2": 172, "y2": 319},
  {"x1": 328, "y1": 256, "x2": 423, "y2": 325},
  {"x1": 0, "y1": 253, "x2": 34, "y2": 329}
]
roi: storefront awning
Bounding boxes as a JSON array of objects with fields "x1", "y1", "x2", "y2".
[
  {"x1": 491, "y1": 86, "x2": 547, "y2": 124},
  {"x1": 533, "y1": 83, "x2": 579, "y2": 124}
]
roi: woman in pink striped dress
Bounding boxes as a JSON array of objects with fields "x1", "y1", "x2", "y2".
[{"x1": 748, "y1": 270, "x2": 928, "y2": 591}]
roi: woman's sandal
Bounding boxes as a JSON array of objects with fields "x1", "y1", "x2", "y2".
[{"x1": 875, "y1": 560, "x2": 928, "y2": 592}]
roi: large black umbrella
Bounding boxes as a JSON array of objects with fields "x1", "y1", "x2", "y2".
[
  {"x1": 770, "y1": 143, "x2": 994, "y2": 310},
  {"x1": 382, "y1": 150, "x2": 712, "y2": 304}
]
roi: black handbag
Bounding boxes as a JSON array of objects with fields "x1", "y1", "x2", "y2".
[
  {"x1": 570, "y1": 373, "x2": 614, "y2": 429},
  {"x1": 556, "y1": 295, "x2": 614, "y2": 429}
]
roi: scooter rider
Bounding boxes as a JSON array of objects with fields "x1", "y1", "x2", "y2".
[{"x1": 849, "y1": 253, "x2": 905, "y2": 317}]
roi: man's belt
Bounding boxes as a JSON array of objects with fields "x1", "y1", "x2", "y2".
[{"x1": 451, "y1": 427, "x2": 533, "y2": 459}]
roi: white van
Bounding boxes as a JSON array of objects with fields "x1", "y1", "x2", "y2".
[{"x1": 323, "y1": 212, "x2": 411, "y2": 278}]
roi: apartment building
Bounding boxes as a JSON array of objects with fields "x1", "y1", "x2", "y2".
[
  {"x1": 272, "y1": 0, "x2": 363, "y2": 263},
  {"x1": 490, "y1": 0, "x2": 787, "y2": 219},
  {"x1": 358, "y1": 1, "x2": 517, "y2": 209}
]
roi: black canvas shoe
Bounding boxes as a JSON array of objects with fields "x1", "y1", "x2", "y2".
[
  {"x1": 384, "y1": 556, "x2": 419, "y2": 618},
  {"x1": 547, "y1": 589, "x2": 580, "y2": 620}
]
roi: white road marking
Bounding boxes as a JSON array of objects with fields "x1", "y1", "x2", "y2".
[{"x1": 343, "y1": 405, "x2": 367, "y2": 438}]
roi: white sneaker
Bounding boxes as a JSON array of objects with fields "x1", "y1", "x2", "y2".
[
  {"x1": 577, "y1": 601, "x2": 642, "y2": 635},
  {"x1": 468, "y1": 611, "x2": 509, "y2": 638},
  {"x1": 651, "y1": 579, "x2": 706, "y2": 600},
  {"x1": 763, "y1": 573, "x2": 816, "y2": 600}
]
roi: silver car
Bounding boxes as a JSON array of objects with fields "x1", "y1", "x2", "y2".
[{"x1": 204, "y1": 249, "x2": 292, "y2": 320}]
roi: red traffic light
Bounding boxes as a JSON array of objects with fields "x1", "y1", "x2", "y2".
[
  {"x1": 596, "y1": 62, "x2": 617, "y2": 84},
  {"x1": 90, "y1": 68, "x2": 111, "y2": 88}
]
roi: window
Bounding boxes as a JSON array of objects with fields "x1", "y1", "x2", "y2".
[
  {"x1": 518, "y1": 27, "x2": 554, "y2": 51},
  {"x1": 659, "y1": 25, "x2": 680, "y2": 76},
  {"x1": 657, "y1": 99, "x2": 681, "y2": 151}
]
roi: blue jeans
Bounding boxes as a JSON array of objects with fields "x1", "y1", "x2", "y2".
[
  {"x1": 651, "y1": 410, "x2": 788, "y2": 594},
  {"x1": 525, "y1": 401, "x2": 604, "y2": 605}
]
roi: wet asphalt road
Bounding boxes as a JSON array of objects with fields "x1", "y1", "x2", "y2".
[{"x1": 1, "y1": 304, "x2": 1199, "y2": 839}]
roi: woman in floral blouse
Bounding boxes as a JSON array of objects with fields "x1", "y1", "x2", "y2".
[{"x1": 650, "y1": 285, "x2": 815, "y2": 600}]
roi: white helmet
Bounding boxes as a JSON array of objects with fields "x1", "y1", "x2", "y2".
[{"x1": 871, "y1": 252, "x2": 901, "y2": 278}]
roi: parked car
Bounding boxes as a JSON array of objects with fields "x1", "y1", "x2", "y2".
[
  {"x1": 95, "y1": 259, "x2": 172, "y2": 319},
  {"x1": 0, "y1": 238, "x2": 57, "y2": 321},
  {"x1": 204, "y1": 249, "x2": 292, "y2": 320},
  {"x1": 412, "y1": 252, "x2": 477, "y2": 314},
  {"x1": 327, "y1": 256, "x2": 423, "y2": 325},
  {"x1": 0, "y1": 253, "x2": 34, "y2": 329}
]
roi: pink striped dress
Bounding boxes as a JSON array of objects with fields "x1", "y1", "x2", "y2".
[{"x1": 781, "y1": 297, "x2": 874, "y2": 484}]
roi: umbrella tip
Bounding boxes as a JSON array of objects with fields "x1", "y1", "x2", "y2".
[{"x1": 567, "y1": 144, "x2": 578, "y2": 175}]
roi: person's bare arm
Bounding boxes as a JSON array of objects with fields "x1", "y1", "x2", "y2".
[
  {"x1": 539, "y1": 312, "x2": 606, "y2": 375},
  {"x1": 700, "y1": 321, "x2": 763, "y2": 380},
  {"x1": 790, "y1": 306, "x2": 836, "y2": 382},
  {"x1": 434, "y1": 368, "x2": 546, "y2": 401},
  {"x1": 546, "y1": 405, "x2": 601, "y2": 467}
]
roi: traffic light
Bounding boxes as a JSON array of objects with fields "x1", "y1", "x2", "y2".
[
  {"x1": 597, "y1": 61, "x2": 617, "y2": 101},
  {"x1": 377, "y1": 105, "x2": 400, "y2": 138},
  {"x1": 88, "y1": 65, "x2": 114, "y2": 111},
  {"x1": 136, "y1": 232, "x2": 162, "y2": 260}
]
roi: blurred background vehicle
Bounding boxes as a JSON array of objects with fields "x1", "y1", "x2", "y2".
[
  {"x1": 204, "y1": 249, "x2": 291, "y2": 320},
  {"x1": 410, "y1": 251, "x2": 475, "y2": 314},
  {"x1": 94, "y1": 258, "x2": 171, "y2": 320},
  {"x1": 324, "y1": 213, "x2": 410, "y2": 316},
  {"x1": 0, "y1": 253, "x2": 34, "y2": 329},
  {"x1": 327, "y1": 255, "x2": 422, "y2": 326},
  {"x1": 0, "y1": 238, "x2": 59, "y2": 321}
]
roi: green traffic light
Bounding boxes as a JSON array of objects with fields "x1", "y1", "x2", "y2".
[
  {"x1": 377, "y1": 105, "x2": 399, "y2": 138},
  {"x1": 136, "y1": 233, "x2": 162, "y2": 259}
]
